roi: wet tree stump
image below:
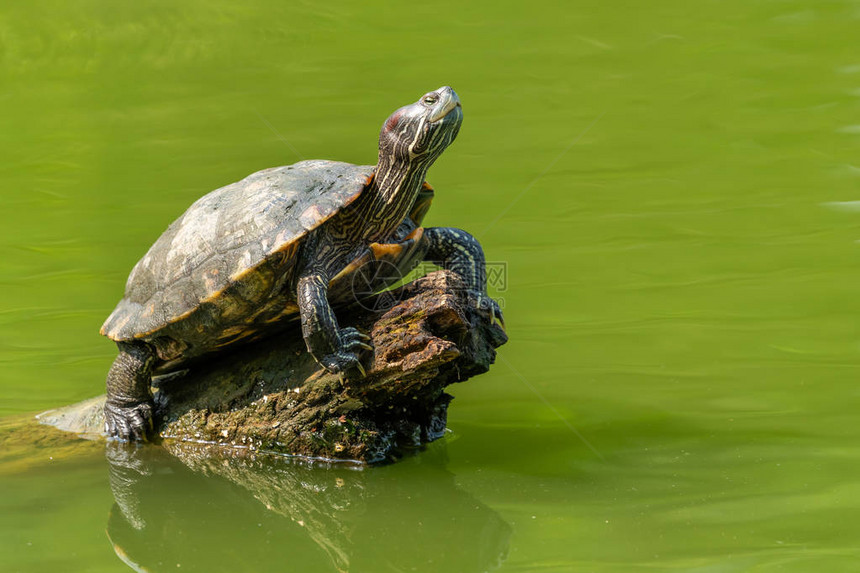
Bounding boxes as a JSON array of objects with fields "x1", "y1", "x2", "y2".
[{"x1": 39, "y1": 271, "x2": 507, "y2": 463}]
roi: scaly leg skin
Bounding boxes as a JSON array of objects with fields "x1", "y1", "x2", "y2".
[
  {"x1": 104, "y1": 341, "x2": 156, "y2": 441},
  {"x1": 421, "y1": 227, "x2": 505, "y2": 328},
  {"x1": 297, "y1": 270, "x2": 372, "y2": 381}
]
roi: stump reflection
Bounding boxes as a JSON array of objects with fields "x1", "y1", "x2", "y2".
[{"x1": 105, "y1": 441, "x2": 511, "y2": 572}]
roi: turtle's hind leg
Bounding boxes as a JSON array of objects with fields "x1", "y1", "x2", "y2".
[{"x1": 104, "y1": 341, "x2": 157, "y2": 441}]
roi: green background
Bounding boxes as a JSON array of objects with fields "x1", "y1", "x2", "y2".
[{"x1": 3, "y1": 0, "x2": 860, "y2": 570}]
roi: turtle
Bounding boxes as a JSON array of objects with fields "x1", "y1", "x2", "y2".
[{"x1": 101, "y1": 86, "x2": 504, "y2": 441}]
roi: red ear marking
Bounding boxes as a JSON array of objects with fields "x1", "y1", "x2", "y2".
[{"x1": 384, "y1": 110, "x2": 402, "y2": 132}]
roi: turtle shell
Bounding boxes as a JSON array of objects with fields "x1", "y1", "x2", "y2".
[{"x1": 101, "y1": 160, "x2": 374, "y2": 345}]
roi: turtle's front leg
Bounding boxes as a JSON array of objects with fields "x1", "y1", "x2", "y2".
[
  {"x1": 297, "y1": 270, "x2": 372, "y2": 380},
  {"x1": 104, "y1": 341, "x2": 156, "y2": 441},
  {"x1": 421, "y1": 227, "x2": 505, "y2": 327}
]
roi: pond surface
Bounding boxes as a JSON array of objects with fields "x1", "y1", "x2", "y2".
[{"x1": 3, "y1": 0, "x2": 860, "y2": 571}]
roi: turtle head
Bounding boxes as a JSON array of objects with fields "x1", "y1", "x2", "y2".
[{"x1": 378, "y1": 86, "x2": 463, "y2": 168}]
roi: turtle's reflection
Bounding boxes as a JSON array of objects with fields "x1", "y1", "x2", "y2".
[{"x1": 105, "y1": 442, "x2": 510, "y2": 572}]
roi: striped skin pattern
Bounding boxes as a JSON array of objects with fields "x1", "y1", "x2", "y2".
[
  {"x1": 293, "y1": 87, "x2": 465, "y2": 379},
  {"x1": 422, "y1": 227, "x2": 504, "y2": 324},
  {"x1": 103, "y1": 87, "x2": 502, "y2": 440}
]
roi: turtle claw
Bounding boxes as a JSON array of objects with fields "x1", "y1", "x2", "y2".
[
  {"x1": 492, "y1": 305, "x2": 506, "y2": 332},
  {"x1": 334, "y1": 360, "x2": 365, "y2": 383},
  {"x1": 341, "y1": 327, "x2": 375, "y2": 353},
  {"x1": 320, "y1": 351, "x2": 366, "y2": 381},
  {"x1": 318, "y1": 327, "x2": 372, "y2": 381},
  {"x1": 105, "y1": 400, "x2": 154, "y2": 442},
  {"x1": 490, "y1": 299, "x2": 505, "y2": 331},
  {"x1": 470, "y1": 291, "x2": 505, "y2": 332}
]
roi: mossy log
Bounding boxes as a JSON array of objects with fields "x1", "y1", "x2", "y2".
[{"x1": 39, "y1": 270, "x2": 507, "y2": 463}]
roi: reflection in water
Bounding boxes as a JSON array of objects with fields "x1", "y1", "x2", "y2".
[{"x1": 105, "y1": 442, "x2": 510, "y2": 572}]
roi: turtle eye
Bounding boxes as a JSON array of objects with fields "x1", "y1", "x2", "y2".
[{"x1": 422, "y1": 94, "x2": 438, "y2": 106}]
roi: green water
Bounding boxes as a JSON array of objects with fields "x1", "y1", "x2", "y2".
[{"x1": 3, "y1": 0, "x2": 860, "y2": 570}]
